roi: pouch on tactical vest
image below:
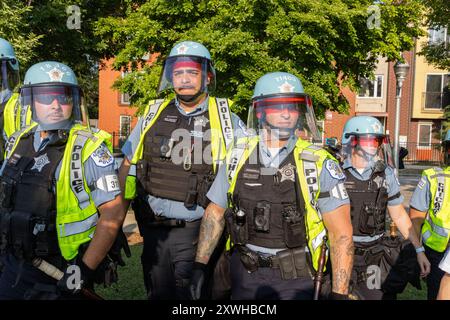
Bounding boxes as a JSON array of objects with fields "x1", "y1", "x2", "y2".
[
  {"x1": 345, "y1": 168, "x2": 388, "y2": 237},
  {"x1": 225, "y1": 207, "x2": 248, "y2": 246},
  {"x1": 282, "y1": 204, "x2": 305, "y2": 248},
  {"x1": 277, "y1": 247, "x2": 311, "y2": 280}
]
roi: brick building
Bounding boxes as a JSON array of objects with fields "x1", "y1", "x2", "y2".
[
  {"x1": 97, "y1": 28, "x2": 448, "y2": 162},
  {"x1": 98, "y1": 59, "x2": 138, "y2": 150}
]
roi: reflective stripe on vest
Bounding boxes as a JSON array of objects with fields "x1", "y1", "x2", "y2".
[
  {"x1": 125, "y1": 97, "x2": 234, "y2": 200},
  {"x1": 421, "y1": 166, "x2": 450, "y2": 252},
  {"x1": 215, "y1": 98, "x2": 233, "y2": 147},
  {"x1": 4, "y1": 122, "x2": 38, "y2": 160},
  {"x1": 227, "y1": 136, "x2": 333, "y2": 270},
  {"x1": 70, "y1": 133, "x2": 92, "y2": 210},
  {"x1": 3, "y1": 124, "x2": 105, "y2": 261},
  {"x1": 426, "y1": 215, "x2": 450, "y2": 238},
  {"x1": 56, "y1": 124, "x2": 108, "y2": 260},
  {"x1": 3, "y1": 93, "x2": 19, "y2": 139},
  {"x1": 141, "y1": 99, "x2": 165, "y2": 135},
  {"x1": 124, "y1": 99, "x2": 168, "y2": 200},
  {"x1": 293, "y1": 139, "x2": 331, "y2": 270},
  {"x1": 60, "y1": 213, "x2": 98, "y2": 237}
]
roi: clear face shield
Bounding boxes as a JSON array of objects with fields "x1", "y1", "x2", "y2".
[
  {"x1": 157, "y1": 55, "x2": 216, "y2": 102},
  {"x1": 0, "y1": 59, "x2": 19, "y2": 104},
  {"x1": 247, "y1": 94, "x2": 321, "y2": 143},
  {"x1": 342, "y1": 133, "x2": 394, "y2": 172},
  {"x1": 20, "y1": 84, "x2": 88, "y2": 131}
]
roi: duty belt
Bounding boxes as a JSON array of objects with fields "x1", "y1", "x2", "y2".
[
  {"x1": 255, "y1": 253, "x2": 280, "y2": 268},
  {"x1": 145, "y1": 216, "x2": 200, "y2": 228}
]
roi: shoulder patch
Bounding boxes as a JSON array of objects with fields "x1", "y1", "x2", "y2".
[
  {"x1": 325, "y1": 160, "x2": 345, "y2": 180},
  {"x1": 90, "y1": 145, "x2": 114, "y2": 167},
  {"x1": 418, "y1": 176, "x2": 427, "y2": 189}
]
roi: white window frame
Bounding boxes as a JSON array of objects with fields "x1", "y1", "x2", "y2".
[
  {"x1": 417, "y1": 122, "x2": 433, "y2": 150},
  {"x1": 120, "y1": 72, "x2": 131, "y2": 105},
  {"x1": 357, "y1": 75, "x2": 384, "y2": 99},
  {"x1": 424, "y1": 73, "x2": 449, "y2": 110},
  {"x1": 428, "y1": 27, "x2": 448, "y2": 46},
  {"x1": 119, "y1": 115, "x2": 131, "y2": 140}
]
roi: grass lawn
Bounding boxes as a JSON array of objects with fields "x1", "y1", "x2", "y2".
[
  {"x1": 95, "y1": 244, "x2": 147, "y2": 300},
  {"x1": 95, "y1": 244, "x2": 429, "y2": 300}
]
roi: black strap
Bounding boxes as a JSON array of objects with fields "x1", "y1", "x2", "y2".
[
  {"x1": 387, "y1": 192, "x2": 401, "y2": 202},
  {"x1": 318, "y1": 191, "x2": 330, "y2": 199}
]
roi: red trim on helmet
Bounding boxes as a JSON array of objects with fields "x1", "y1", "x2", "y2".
[
  {"x1": 173, "y1": 61, "x2": 202, "y2": 70},
  {"x1": 254, "y1": 96, "x2": 306, "y2": 107}
]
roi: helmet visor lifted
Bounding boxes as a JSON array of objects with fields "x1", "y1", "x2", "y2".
[
  {"x1": 20, "y1": 84, "x2": 88, "y2": 131},
  {"x1": 248, "y1": 94, "x2": 321, "y2": 142},
  {"x1": 157, "y1": 55, "x2": 216, "y2": 94}
]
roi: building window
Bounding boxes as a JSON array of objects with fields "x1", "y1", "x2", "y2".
[
  {"x1": 417, "y1": 122, "x2": 432, "y2": 149},
  {"x1": 119, "y1": 115, "x2": 131, "y2": 147},
  {"x1": 120, "y1": 72, "x2": 131, "y2": 105},
  {"x1": 120, "y1": 93, "x2": 130, "y2": 105},
  {"x1": 424, "y1": 74, "x2": 449, "y2": 110},
  {"x1": 428, "y1": 27, "x2": 449, "y2": 46},
  {"x1": 358, "y1": 75, "x2": 383, "y2": 98}
]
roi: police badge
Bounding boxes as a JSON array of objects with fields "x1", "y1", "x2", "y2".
[{"x1": 278, "y1": 163, "x2": 296, "y2": 182}]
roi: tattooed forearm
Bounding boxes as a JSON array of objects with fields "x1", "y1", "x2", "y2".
[
  {"x1": 330, "y1": 235, "x2": 354, "y2": 294},
  {"x1": 195, "y1": 203, "x2": 226, "y2": 264}
]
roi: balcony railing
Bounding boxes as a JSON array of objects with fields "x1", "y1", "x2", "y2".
[{"x1": 422, "y1": 91, "x2": 450, "y2": 111}]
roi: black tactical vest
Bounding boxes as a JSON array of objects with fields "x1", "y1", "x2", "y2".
[
  {"x1": 136, "y1": 100, "x2": 215, "y2": 209},
  {"x1": 344, "y1": 168, "x2": 388, "y2": 237},
  {"x1": 229, "y1": 147, "x2": 307, "y2": 249},
  {"x1": 0, "y1": 133, "x2": 65, "y2": 261}
]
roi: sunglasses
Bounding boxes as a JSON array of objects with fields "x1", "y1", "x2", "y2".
[{"x1": 35, "y1": 93, "x2": 72, "y2": 105}]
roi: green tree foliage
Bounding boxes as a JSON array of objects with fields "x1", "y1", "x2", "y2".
[
  {"x1": 1, "y1": 0, "x2": 128, "y2": 118},
  {"x1": 419, "y1": 0, "x2": 449, "y2": 70},
  {"x1": 23, "y1": 0, "x2": 129, "y2": 118},
  {"x1": 0, "y1": 0, "x2": 42, "y2": 69},
  {"x1": 95, "y1": 0, "x2": 425, "y2": 118}
]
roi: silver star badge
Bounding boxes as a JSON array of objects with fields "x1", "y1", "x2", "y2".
[
  {"x1": 194, "y1": 115, "x2": 209, "y2": 128},
  {"x1": 31, "y1": 153, "x2": 50, "y2": 172},
  {"x1": 278, "y1": 163, "x2": 296, "y2": 182},
  {"x1": 46, "y1": 67, "x2": 64, "y2": 82}
]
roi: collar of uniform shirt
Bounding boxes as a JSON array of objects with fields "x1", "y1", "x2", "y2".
[
  {"x1": 258, "y1": 135, "x2": 297, "y2": 168},
  {"x1": 342, "y1": 156, "x2": 374, "y2": 180},
  {"x1": 174, "y1": 95, "x2": 209, "y2": 117}
]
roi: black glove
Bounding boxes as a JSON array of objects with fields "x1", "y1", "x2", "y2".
[
  {"x1": 57, "y1": 259, "x2": 96, "y2": 294},
  {"x1": 108, "y1": 229, "x2": 131, "y2": 267},
  {"x1": 329, "y1": 291, "x2": 351, "y2": 300},
  {"x1": 189, "y1": 262, "x2": 207, "y2": 300}
]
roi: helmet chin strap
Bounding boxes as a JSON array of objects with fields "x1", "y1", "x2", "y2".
[
  {"x1": 263, "y1": 121, "x2": 294, "y2": 141},
  {"x1": 176, "y1": 88, "x2": 205, "y2": 104},
  {"x1": 355, "y1": 144, "x2": 380, "y2": 164}
]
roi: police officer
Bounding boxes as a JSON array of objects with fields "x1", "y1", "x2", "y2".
[
  {"x1": 410, "y1": 130, "x2": 450, "y2": 300},
  {"x1": 339, "y1": 116, "x2": 430, "y2": 300},
  {"x1": 0, "y1": 38, "x2": 21, "y2": 151},
  {"x1": 190, "y1": 72, "x2": 354, "y2": 300},
  {"x1": 0, "y1": 61, "x2": 127, "y2": 300},
  {"x1": 118, "y1": 41, "x2": 245, "y2": 300}
]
